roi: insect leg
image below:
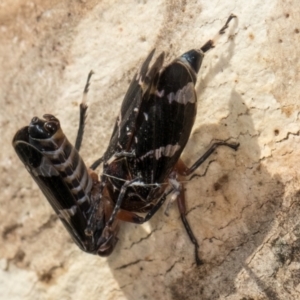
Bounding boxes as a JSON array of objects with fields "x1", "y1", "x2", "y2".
[
  {"x1": 219, "y1": 13, "x2": 237, "y2": 35},
  {"x1": 106, "y1": 178, "x2": 141, "y2": 227},
  {"x1": 176, "y1": 187, "x2": 202, "y2": 266},
  {"x1": 171, "y1": 141, "x2": 238, "y2": 265},
  {"x1": 89, "y1": 151, "x2": 136, "y2": 170},
  {"x1": 176, "y1": 141, "x2": 239, "y2": 176},
  {"x1": 75, "y1": 70, "x2": 94, "y2": 151},
  {"x1": 116, "y1": 189, "x2": 173, "y2": 224},
  {"x1": 116, "y1": 185, "x2": 202, "y2": 265},
  {"x1": 90, "y1": 156, "x2": 103, "y2": 170},
  {"x1": 200, "y1": 14, "x2": 236, "y2": 53},
  {"x1": 114, "y1": 150, "x2": 136, "y2": 158}
]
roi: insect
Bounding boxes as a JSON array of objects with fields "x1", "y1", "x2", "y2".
[{"x1": 13, "y1": 14, "x2": 238, "y2": 265}]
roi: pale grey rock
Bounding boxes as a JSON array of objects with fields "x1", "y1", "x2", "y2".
[{"x1": 1, "y1": 0, "x2": 300, "y2": 299}]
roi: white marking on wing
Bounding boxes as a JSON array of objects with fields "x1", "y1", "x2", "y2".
[
  {"x1": 155, "y1": 89, "x2": 165, "y2": 97},
  {"x1": 167, "y1": 82, "x2": 195, "y2": 105},
  {"x1": 138, "y1": 144, "x2": 181, "y2": 161},
  {"x1": 154, "y1": 144, "x2": 181, "y2": 159}
]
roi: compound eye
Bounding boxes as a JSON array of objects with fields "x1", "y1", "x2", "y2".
[{"x1": 44, "y1": 121, "x2": 58, "y2": 134}]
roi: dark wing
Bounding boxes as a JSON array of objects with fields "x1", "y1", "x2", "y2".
[
  {"x1": 13, "y1": 128, "x2": 90, "y2": 252},
  {"x1": 103, "y1": 49, "x2": 165, "y2": 161},
  {"x1": 133, "y1": 58, "x2": 198, "y2": 183}
]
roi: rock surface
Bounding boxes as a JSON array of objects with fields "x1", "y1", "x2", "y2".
[{"x1": 1, "y1": 0, "x2": 300, "y2": 299}]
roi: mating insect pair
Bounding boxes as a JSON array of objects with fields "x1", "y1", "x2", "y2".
[{"x1": 13, "y1": 14, "x2": 238, "y2": 265}]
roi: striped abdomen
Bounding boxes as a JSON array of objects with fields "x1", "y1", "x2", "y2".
[{"x1": 28, "y1": 114, "x2": 93, "y2": 210}]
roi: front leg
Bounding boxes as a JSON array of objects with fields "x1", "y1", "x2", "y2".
[
  {"x1": 176, "y1": 186, "x2": 202, "y2": 266},
  {"x1": 106, "y1": 178, "x2": 141, "y2": 227},
  {"x1": 116, "y1": 188, "x2": 173, "y2": 224},
  {"x1": 176, "y1": 141, "x2": 239, "y2": 176},
  {"x1": 170, "y1": 140, "x2": 239, "y2": 265},
  {"x1": 115, "y1": 184, "x2": 203, "y2": 265}
]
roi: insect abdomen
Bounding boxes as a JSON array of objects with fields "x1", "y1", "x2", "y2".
[{"x1": 27, "y1": 115, "x2": 93, "y2": 210}]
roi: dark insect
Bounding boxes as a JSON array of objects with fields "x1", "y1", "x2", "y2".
[{"x1": 13, "y1": 14, "x2": 238, "y2": 265}]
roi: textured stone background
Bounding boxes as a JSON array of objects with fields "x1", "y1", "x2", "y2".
[{"x1": 1, "y1": 0, "x2": 300, "y2": 299}]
